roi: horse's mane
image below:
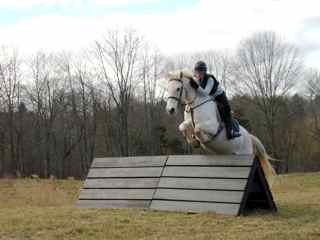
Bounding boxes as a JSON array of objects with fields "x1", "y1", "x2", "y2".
[{"x1": 167, "y1": 68, "x2": 194, "y2": 80}]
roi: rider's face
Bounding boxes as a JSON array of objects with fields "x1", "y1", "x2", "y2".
[{"x1": 195, "y1": 71, "x2": 205, "y2": 81}]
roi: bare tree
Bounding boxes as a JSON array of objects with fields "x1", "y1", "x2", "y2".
[
  {"x1": 139, "y1": 44, "x2": 165, "y2": 154},
  {"x1": 25, "y1": 52, "x2": 65, "y2": 177},
  {"x1": 94, "y1": 29, "x2": 142, "y2": 156},
  {"x1": 233, "y1": 31, "x2": 303, "y2": 159},
  {"x1": 0, "y1": 46, "x2": 21, "y2": 176},
  {"x1": 59, "y1": 52, "x2": 98, "y2": 176},
  {"x1": 306, "y1": 69, "x2": 320, "y2": 142}
]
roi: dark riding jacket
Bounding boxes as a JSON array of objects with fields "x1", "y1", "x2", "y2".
[
  {"x1": 197, "y1": 74, "x2": 231, "y2": 118},
  {"x1": 198, "y1": 74, "x2": 224, "y2": 98}
]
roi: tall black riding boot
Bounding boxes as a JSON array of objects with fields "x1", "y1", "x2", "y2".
[
  {"x1": 224, "y1": 114, "x2": 234, "y2": 140},
  {"x1": 215, "y1": 92, "x2": 234, "y2": 140}
]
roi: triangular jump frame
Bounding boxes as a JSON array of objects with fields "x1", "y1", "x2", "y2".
[
  {"x1": 77, "y1": 154, "x2": 277, "y2": 216},
  {"x1": 238, "y1": 156, "x2": 277, "y2": 215}
]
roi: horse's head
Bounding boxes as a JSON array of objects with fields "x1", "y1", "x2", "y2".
[{"x1": 166, "y1": 69, "x2": 195, "y2": 115}]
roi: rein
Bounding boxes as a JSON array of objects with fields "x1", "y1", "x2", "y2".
[
  {"x1": 185, "y1": 97, "x2": 224, "y2": 141},
  {"x1": 185, "y1": 100, "x2": 224, "y2": 140},
  {"x1": 187, "y1": 98, "x2": 213, "y2": 111}
]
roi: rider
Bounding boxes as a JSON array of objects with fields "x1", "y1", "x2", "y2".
[{"x1": 190, "y1": 60, "x2": 240, "y2": 140}]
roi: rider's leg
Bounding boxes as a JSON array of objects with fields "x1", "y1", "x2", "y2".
[{"x1": 215, "y1": 92, "x2": 234, "y2": 140}]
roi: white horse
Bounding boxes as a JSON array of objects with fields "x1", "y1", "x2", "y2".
[{"x1": 165, "y1": 69, "x2": 275, "y2": 183}]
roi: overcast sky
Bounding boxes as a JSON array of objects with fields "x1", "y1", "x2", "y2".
[{"x1": 0, "y1": 0, "x2": 319, "y2": 68}]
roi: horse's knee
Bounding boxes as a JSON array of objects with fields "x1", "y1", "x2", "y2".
[
  {"x1": 179, "y1": 123, "x2": 187, "y2": 132},
  {"x1": 179, "y1": 121, "x2": 192, "y2": 132},
  {"x1": 179, "y1": 124, "x2": 185, "y2": 132}
]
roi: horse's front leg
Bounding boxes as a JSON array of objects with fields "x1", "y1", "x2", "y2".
[
  {"x1": 179, "y1": 120, "x2": 192, "y2": 132},
  {"x1": 179, "y1": 121, "x2": 200, "y2": 148},
  {"x1": 194, "y1": 124, "x2": 212, "y2": 143}
]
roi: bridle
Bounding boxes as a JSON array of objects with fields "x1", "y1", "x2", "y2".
[
  {"x1": 167, "y1": 77, "x2": 184, "y2": 104},
  {"x1": 167, "y1": 71, "x2": 195, "y2": 105},
  {"x1": 167, "y1": 73, "x2": 208, "y2": 109}
]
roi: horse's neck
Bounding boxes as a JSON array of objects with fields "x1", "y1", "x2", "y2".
[
  {"x1": 184, "y1": 87, "x2": 221, "y2": 127},
  {"x1": 193, "y1": 93, "x2": 212, "y2": 106},
  {"x1": 184, "y1": 86, "x2": 215, "y2": 108}
]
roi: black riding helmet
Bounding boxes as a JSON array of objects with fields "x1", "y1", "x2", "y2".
[{"x1": 194, "y1": 61, "x2": 207, "y2": 72}]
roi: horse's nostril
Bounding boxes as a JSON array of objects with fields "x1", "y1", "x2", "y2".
[{"x1": 169, "y1": 108, "x2": 175, "y2": 114}]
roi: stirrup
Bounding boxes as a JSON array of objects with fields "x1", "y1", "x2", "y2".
[
  {"x1": 227, "y1": 129, "x2": 241, "y2": 140},
  {"x1": 228, "y1": 130, "x2": 241, "y2": 140}
]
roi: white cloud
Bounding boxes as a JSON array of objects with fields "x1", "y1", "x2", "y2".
[
  {"x1": 93, "y1": 0, "x2": 159, "y2": 6},
  {"x1": 0, "y1": 0, "x2": 158, "y2": 9},
  {"x1": 0, "y1": 0, "x2": 58, "y2": 8},
  {"x1": 1, "y1": 15, "x2": 100, "y2": 52},
  {"x1": 0, "y1": 0, "x2": 319, "y2": 67}
]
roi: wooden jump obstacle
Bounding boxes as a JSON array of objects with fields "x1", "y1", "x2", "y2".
[{"x1": 77, "y1": 154, "x2": 277, "y2": 215}]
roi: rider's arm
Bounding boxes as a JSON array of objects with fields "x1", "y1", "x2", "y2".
[
  {"x1": 189, "y1": 78, "x2": 208, "y2": 97},
  {"x1": 211, "y1": 81, "x2": 224, "y2": 98},
  {"x1": 204, "y1": 76, "x2": 224, "y2": 98},
  {"x1": 196, "y1": 76, "x2": 224, "y2": 98},
  {"x1": 200, "y1": 77, "x2": 214, "y2": 95},
  {"x1": 190, "y1": 76, "x2": 224, "y2": 98}
]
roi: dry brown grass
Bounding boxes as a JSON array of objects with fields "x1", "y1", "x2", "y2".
[
  {"x1": 0, "y1": 178, "x2": 81, "y2": 208},
  {"x1": 0, "y1": 173, "x2": 320, "y2": 240}
]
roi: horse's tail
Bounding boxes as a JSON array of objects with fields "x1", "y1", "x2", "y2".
[{"x1": 250, "y1": 134, "x2": 276, "y2": 186}]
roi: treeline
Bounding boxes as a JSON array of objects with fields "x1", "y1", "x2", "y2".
[{"x1": 0, "y1": 30, "x2": 319, "y2": 178}]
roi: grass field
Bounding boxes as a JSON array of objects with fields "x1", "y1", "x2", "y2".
[{"x1": 1, "y1": 173, "x2": 320, "y2": 240}]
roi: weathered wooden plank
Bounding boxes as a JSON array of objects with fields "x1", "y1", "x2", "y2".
[
  {"x1": 77, "y1": 200, "x2": 150, "y2": 208},
  {"x1": 158, "y1": 178, "x2": 247, "y2": 190},
  {"x1": 162, "y1": 167, "x2": 251, "y2": 179},
  {"x1": 92, "y1": 156, "x2": 167, "y2": 168},
  {"x1": 167, "y1": 155, "x2": 254, "y2": 166},
  {"x1": 79, "y1": 189, "x2": 155, "y2": 200},
  {"x1": 153, "y1": 189, "x2": 243, "y2": 203},
  {"x1": 88, "y1": 167, "x2": 163, "y2": 178},
  {"x1": 77, "y1": 154, "x2": 276, "y2": 215},
  {"x1": 150, "y1": 200, "x2": 240, "y2": 215},
  {"x1": 84, "y1": 178, "x2": 159, "y2": 189}
]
